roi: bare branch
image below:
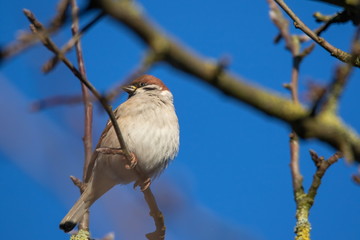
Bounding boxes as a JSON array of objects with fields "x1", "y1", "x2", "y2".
[
  {"x1": 32, "y1": 50, "x2": 154, "y2": 111},
  {"x1": 289, "y1": 132, "x2": 303, "y2": 192},
  {"x1": 307, "y1": 151, "x2": 342, "y2": 199},
  {"x1": 310, "y1": 27, "x2": 360, "y2": 116},
  {"x1": 0, "y1": 0, "x2": 70, "y2": 62},
  {"x1": 93, "y1": 0, "x2": 360, "y2": 162},
  {"x1": 23, "y1": 8, "x2": 166, "y2": 239},
  {"x1": 292, "y1": 150, "x2": 341, "y2": 240},
  {"x1": 31, "y1": 95, "x2": 85, "y2": 111},
  {"x1": 313, "y1": 11, "x2": 350, "y2": 36},
  {"x1": 267, "y1": 2, "x2": 346, "y2": 238},
  {"x1": 70, "y1": 0, "x2": 94, "y2": 232},
  {"x1": 43, "y1": 12, "x2": 105, "y2": 73},
  {"x1": 51, "y1": 0, "x2": 71, "y2": 29},
  {"x1": 274, "y1": 0, "x2": 360, "y2": 67}
]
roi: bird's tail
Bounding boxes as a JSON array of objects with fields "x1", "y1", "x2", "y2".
[
  {"x1": 59, "y1": 156, "x2": 125, "y2": 232},
  {"x1": 59, "y1": 183, "x2": 94, "y2": 233}
]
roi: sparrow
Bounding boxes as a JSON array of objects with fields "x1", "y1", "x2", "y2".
[{"x1": 59, "y1": 74, "x2": 180, "y2": 232}]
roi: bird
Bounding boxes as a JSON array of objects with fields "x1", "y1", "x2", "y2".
[{"x1": 59, "y1": 74, "x2": 180, "y2": 232}]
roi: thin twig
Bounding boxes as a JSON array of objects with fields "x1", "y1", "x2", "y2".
[
  {"x1": 274, "y1": 0, "x2": 360, "y2": 67},
  {"x1": 309, "y1": 26, "x2": 360, "y2": 117},
  {"x1": 31, "y1": 51, "x2": 154, "y2": 111},
  {"x1": 31, "y1": 94, "x2": 85, "y2": 111},
  {"x1": 43, "y1": 12, "x2": 105, "y2": 73},
  {"x1": 91, "y1": 0, "x2": 360, "y2": 162},
  {"x1": 313, "y1": 11, "x2": 350, "y2": 37},
  {"x1": 24, "y1": 9, "x2": 165, "y2": 239},
  {"x1": 0, "y1": 0, "x2": 70, "y2": 62},
  {"x1": 267, "y1": 2, "x2": 327, "y2": 239},
  {"x1": 292, "y1": 151, "x2": 341, "y2": 240},
  {"x1": 33, "y1": 48, "x2": 155, "y2": 111},
  {"x1": 268, "y1": 0, "x2": 296, "y2": 54},
  {"x1": 50, "y1": 0, "x2": 71, "y2": 29},
  {"x1": 24, "y1": 8, "x2": 131, "y2": 160},
  {"x1": 308, "y1": 151, "x2": 342, "y2": 198},
  {"x1": 70, "y1": 0, "x2": 93, "y2": 232},
  {"x1": 289, "y1": 132, "x2": 303, "y2": 192}
]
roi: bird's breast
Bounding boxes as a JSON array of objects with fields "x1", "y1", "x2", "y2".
[{"x1": 116, "y1": 96, "x2": 179, "y2": 177}]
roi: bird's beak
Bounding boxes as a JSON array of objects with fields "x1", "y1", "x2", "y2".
[{"x1": 122, "y1": 84, "x2": 137, "y2": 94}]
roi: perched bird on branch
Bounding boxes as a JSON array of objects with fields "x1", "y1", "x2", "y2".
[{"x1": 60, "y1": 75, "x2": 180, "y2": 232}]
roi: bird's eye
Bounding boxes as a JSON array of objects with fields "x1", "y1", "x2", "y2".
[
  {"x1": 139, "y1": 82, "x2": 147, "y2": 87},
  {"x1": 143, "y1": 86, "x2": 157, "y2": 91}
]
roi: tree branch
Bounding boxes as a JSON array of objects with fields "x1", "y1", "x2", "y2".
[
  {"x1": 71, "y1": 0, "x2": 93, "y2": 232},
  {"x1": 273, "y1": 0, "x2": 360, "y2": 67},
  {"x1": 0, "y1": 0, "x2": 70, "y2": 62},
  {"x1": 43, "y1": 11, "x2": 105, "y2": 73},
  {"x1": 93, "y1": 0, "x2": 360, "y2": 162},
  {"x1": 31, "y1": 50, "x2": 154, "y2": 111},
  {"x1": 23, "y1": 8, "x2": 165, "y2": 239},
  {"x1": 267, "y1": 2, "x2": 318, "y2": 237}
]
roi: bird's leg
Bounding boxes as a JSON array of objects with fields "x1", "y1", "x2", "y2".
[
  {"x1": 96, "y1": 147, "x2": 124, "y2": 155},
  {"x1": 96, "y1": 147, "x2": 137, "y2": 169}
]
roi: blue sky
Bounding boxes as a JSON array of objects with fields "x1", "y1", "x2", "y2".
[{"x1": 1, "y1": 0, "x2": 359, "y2": 240}]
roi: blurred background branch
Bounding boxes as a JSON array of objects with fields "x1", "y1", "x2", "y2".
[
  {"x1": 91, "y1": 0, "x2": 360, "y2": 162},
  {"x1": 1, "y1": 0, "x2": 360, "y2": 240},
  {"x1": 3, "y1": 0, "x2": 360, "y2": 162}
]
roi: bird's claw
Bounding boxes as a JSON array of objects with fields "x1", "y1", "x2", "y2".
[
  {"x1": 133, "y1": 178, "x2": 151, "y2": 191},
  {"x1": 125, "y1": 152, "x2": 138, "y2": 169}
]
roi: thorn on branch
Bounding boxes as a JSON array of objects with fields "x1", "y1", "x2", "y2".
[
  {"x1": 212, "y1": 55, "x2": 231, "y2": 82},
  {"x1": 70, "y1": 175, "x2": 87, "y2": 192}
]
